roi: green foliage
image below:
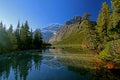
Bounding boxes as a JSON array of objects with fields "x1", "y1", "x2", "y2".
[
  {"x1": 33, "y1": 29, "x2": 43, "y2": 49},
  {"x1": 99, "y1": 43, "x2": 111, "y2": 60},
  {"x1": 14, "y1": 21, "x2": 21, "y2": 49},
  {"x1": 108, "y1": 0, "x2": 120, "y2": 40},
  {"x1": 55, "y1": 1, "x2": 120, "y2": 66},
  {"x1": 0, "y1": 22, "x2": 10, "y2": 53},
  {"x1": 99, "y1": 40, "x2": 120, "y2": 64},
  {"x1": 20, "y1": 21, "x2": 30, "y2": 49},
  {"x1": 0, "y1": 0, "x2": 120, "y2": 67},
  {"x1": 96, "y1": 2, "x2": 110, "y2": 43},
  {"x1": 112, "y1": 0, "x2": 120, "y2": 13},
  {"x1": 57, "y1": 13, "x2": 97, "y2": 49},
  {"x1": 0, "y1": 21, "x2": 45, "y2": 54},
  {"x1": 93, "y1": 1, "x2": 120, "y2": 67},
  {"x1": 96, "y1": 1, "x2": 120, "y2": 65},
  {"x1": 81, "y1": 13, "x2": 97, "y2": 49},
  {"x1": 7, "y1": 24, "x2": 17, "y2": 50}
]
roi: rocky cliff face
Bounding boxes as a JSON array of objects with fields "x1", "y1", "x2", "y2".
[
  {"x1": 49, "y1": 16, "x2": 96, "y2": 44},
  {"x1": 41, "y1": 24, "x2": 62, "y2": 42},
  {"x1": 49, "y1": 16, "x2": 82, "y2": 44}
]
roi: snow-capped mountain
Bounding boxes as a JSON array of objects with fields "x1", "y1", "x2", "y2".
[{"x1": 41, "y1": 24, "x2": 62, "y2": 42}]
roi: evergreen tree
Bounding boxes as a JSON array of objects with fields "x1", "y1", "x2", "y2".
[
  {"x1": 108, "y1": 0, "x2": 120, "y2": 40},
  {"x1": 28, "y1": 28, "x2": 33, "y2": 49},
  {"x1": 7, "y1": 24, "x2": 17, "y2": 50},
  {"x1": 0, "y1": 22, "x2": 10, "y2": 53},
  {"x1": 0, "y1": 21, "x2": 4, "y2": 30},
  {"x1": 33, "y1": 29, "x2": 43, "y2": 49},
  {"x1": 0, "y1": 21, "x2": 44, "y2": 53},
  {"x1": 20, "y1": 21, "x2": 30, "y2": 49},
  {"x1": 112, "y1": 0, "x2": 120, "y2": 13},
  {"x1": 95, "y1": 2, "x2": 110, "y2": 51},
  {"x1": 81, "y1": 13, "x2": 96, "y2": 49},
  {"x1": 96, "y1": 2, "x2": 110, "y2": 43},
  {"x1": 15, "y1": 21, "x2": 21, "y2": 49}
]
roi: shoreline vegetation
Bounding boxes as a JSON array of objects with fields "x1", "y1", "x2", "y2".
[
  {"x1": 0, "y1": 0, "x2": 120, "y2": 70},
  {"x1": 51, "y1": 45, "x2": 120, "y2": 70},
  {"x1": 0, "y1": 21, "x2": 51, "y2": 54},
  {"x1": 50, "y1": 0, "x2": 120, "y2": 69},
  {"x1": 0, "y1": 48, "x2": 119, "y2": 80}
]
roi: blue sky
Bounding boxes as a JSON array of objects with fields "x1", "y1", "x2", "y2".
[{"x1": 0, "y1": 0, "x2": 110, "y2": 30}]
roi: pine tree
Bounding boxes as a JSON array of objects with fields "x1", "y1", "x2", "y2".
[
  {"x1": 20, "y1": 21, "x2": 30, "y2": 49},
  {"x1": 96, "y1": 2, "x2": 110, "y2": 43},
  {"x1": 81, "y1": 13, "x2": 96, "y2": 49},
  {"x1": 0, "y1": 21, "x2": 44, "y2": 52},
  {"x1": 33, "y1": 29, "x2": 43, "y2": 49},
  {"x1": 108, "y1": 0, "x2": 120, "y2": 40},
  {"x1": 112, "y1": 0, "x2": 120, "y2": 13},
  {"x1": 28, "y1": 28, "x2": 33, "y2": 49},
  {"x1": 0, "y1": 22, "x2": 10, "y2": 52},
  {"x1": 7, "y1": 24, "x2": 17, "y2": 50},
  {"x1": 15, "y1": 21, "x2": 21, "y2": 49}
]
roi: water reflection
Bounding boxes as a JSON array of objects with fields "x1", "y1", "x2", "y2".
[
  {"x1": 49, "y1": 48, "x2": 120, "y2": 80},
  {"x1": 0, "y1": 51, "x2": 42, "y2": 80},
  {"x1": 0, "y1": 49, "x2": 119, "y2": 80}
]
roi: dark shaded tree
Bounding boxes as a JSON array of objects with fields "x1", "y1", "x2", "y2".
[
  {"x1": 7, "y1": 24, "x2": 17, "y2": 50},
  {"x1": 0, "y1": 20, "x2": 46, "y2": 53},
  {"x1": 33, "y1": 29, "x2": 43, "y2": 49},
  {"x1": 20, "y1": 21, "x2": 30, "y2": 49},
  {"x1": 0, "y1": 22, "x2": 10, "y2": 53},
  {"x1": 15, "y1": 21, "x2": 21, "y2": 49}
]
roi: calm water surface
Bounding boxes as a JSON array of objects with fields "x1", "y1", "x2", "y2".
[{"x1": 0, "y1": 48, "x2": 119, "y2": 80}]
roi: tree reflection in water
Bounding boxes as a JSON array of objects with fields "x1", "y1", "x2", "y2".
[
  {"x1": 0, "y1": 51, "x2": 42, "y2": 80},
  {"x1": 0, "y1": 49, "x2": 119, "y2": 80}
]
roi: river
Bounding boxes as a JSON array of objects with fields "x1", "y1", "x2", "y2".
[{"x1": 0, "y1": 48, "x2": 119, "y2": 80}]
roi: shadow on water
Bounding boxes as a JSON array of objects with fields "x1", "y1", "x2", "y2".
[
  {"x1": 66, "y1": 65, "x2": 120, "y2": 80},
  {"x1": 49, "y1": 47, "x2": 120, "y2": 80},
  {"x1": 0, "y1": 48, "x2": 119, "y2": 80},
  {"x1": 0, "y1": 50, "x2": 43, "y2": 80}
]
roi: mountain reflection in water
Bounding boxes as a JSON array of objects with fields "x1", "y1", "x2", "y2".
[{"x1": 0, "y1": 49, "x2": 119, "y2": 80}]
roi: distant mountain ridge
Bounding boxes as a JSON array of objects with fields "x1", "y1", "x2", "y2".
[
  {"x1": 49, "y1": 16, "x2": 82, "y2": 43},
  {"x1": 65, "y1": 16, "x2": 82, "y2": 25},
  {"x1": 49, "y1": 16, "x2": 96, "y2": 44},
  {"x1": 42, "y1": 24, "x2": 62, "y2": 33},
  {"x1": 41, "y1": 24, "x2": 62, "y2": 42}
]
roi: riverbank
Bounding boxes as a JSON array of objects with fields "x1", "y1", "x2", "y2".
[{"x1": 0, "y1": 47, "x2": 119, "y2": 80}]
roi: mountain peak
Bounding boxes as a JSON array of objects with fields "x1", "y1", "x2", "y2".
[
  {"x1": 42, "y1": 23, "x2": 62, "y2": 32},
  {"x1": 41, "y1": 23, "x2": 62, "y2": 42},
  {"x1": 65, "y1": 16, "x2": 82, "y2": 25}
]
